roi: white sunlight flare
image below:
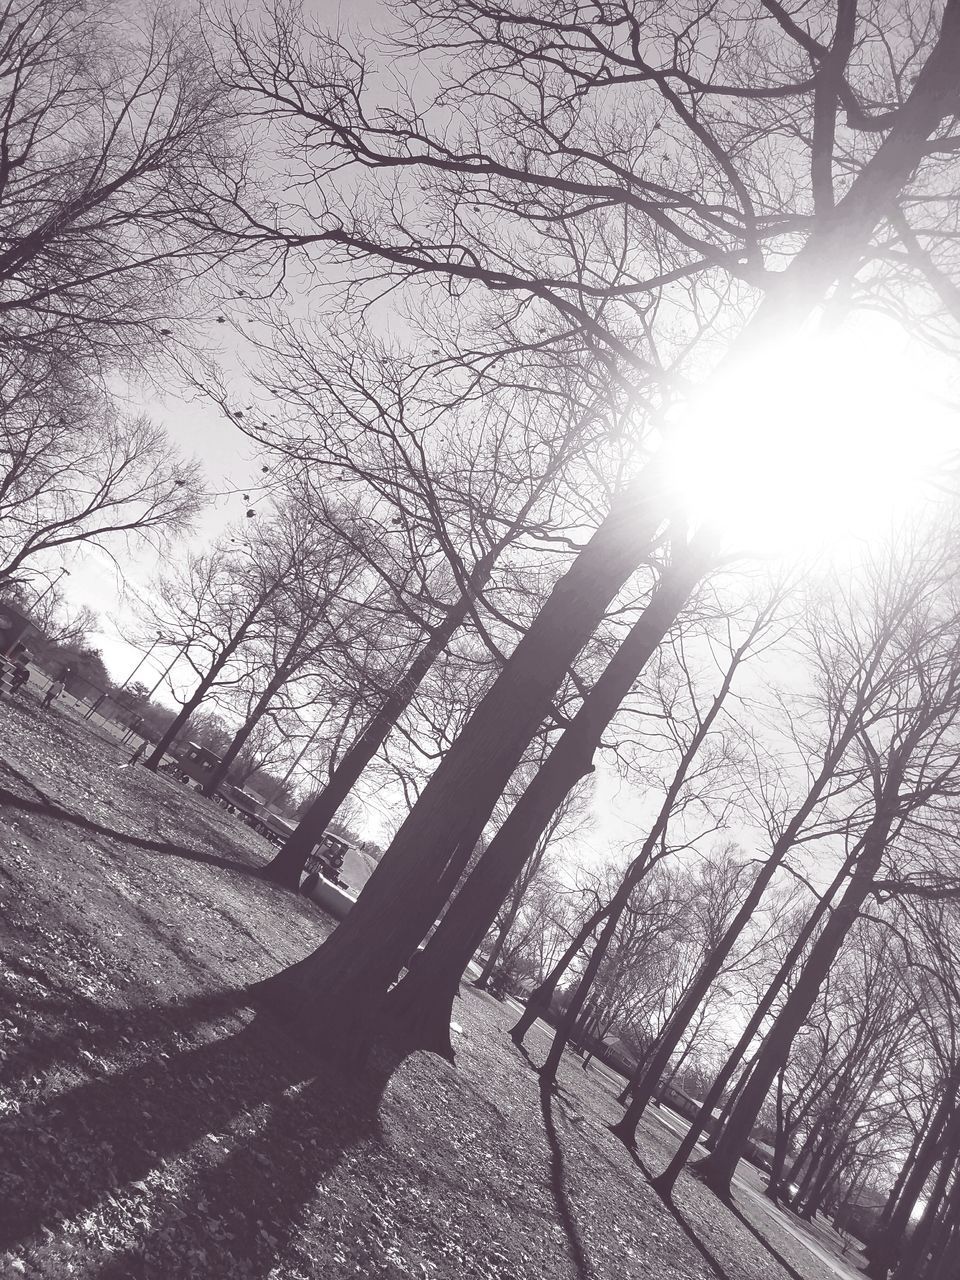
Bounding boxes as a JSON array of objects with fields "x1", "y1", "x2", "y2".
[{"x1": 667, "y1": 318, "x2": 957, "y2": 553}]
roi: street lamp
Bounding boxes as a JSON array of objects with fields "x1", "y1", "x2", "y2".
[
  {"x1": 145, "y1": 640, "x2": 190, "y2": 701},
  {"x1": 32, "y1": 566, "x2": 70, "y2": 608},
  {"x1": 119, "y1": 633, "x2": 163, "y2": 690}
]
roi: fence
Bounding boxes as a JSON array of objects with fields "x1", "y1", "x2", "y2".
[{"x1": 0, "y1": 651, "x2": 154, "y2": 758}]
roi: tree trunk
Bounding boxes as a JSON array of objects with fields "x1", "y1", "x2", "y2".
[
  {"x1": 510, "y1": 899, "x2": 611, "y2": 1047},
  {"x1": 202, "y1": 655, "x2": 297, "y2": 795},
  {"x1": 144, "y1": 620, "x2": 257, "y2": 771},
  {"x1": 261, "y1": 585, "x2": 479, "y2": 887},
  {"x1": 537, "y1": 881, "x2": 639, "y2": 1087},
  {"x1": 867, "y1": 1095, "x2": 960, "y2": 1279},
  {"x1": 695, "y1": 785, "x2": 900, "y2": 1198},
  {"x1": 795, "y1": 1132, "x2": 836, "y2": 1217},
  {"x1": 536, "y1": 576, "x2": 762, "y2": 1087},
  {"x1": 878, "y1": 1093, "x2": 939, "y2": 1232},
  {"x1": 382, "y1": 541, "x2": 709, "y2": 1059},
  {"x1": 890, "y1": 1127, "x2": 960, "y2": 1280},
  {"x1": 766, "y1": 1074, "x2": 796, "y2": 1204},
  {"x1": 922, "y1": 1180, "x2": 960, "y2": 1280},
  {"x1": 475, "y1": 839, "x2": 548, "y2": 989},
  {"x1": 474, "y1": 895, "x2": 522, "y2": 990},
  {"x1": 660, "y1": 1025, "x2": 702, "y2": 1095},
  {"x1": 611, "y1": 809, "x2": 841, "y2": 1148},
  {"x1": 252, "y1": 471, "x2": 672, "y2": 1056}
]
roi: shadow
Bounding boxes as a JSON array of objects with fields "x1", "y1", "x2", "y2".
[
  {"x1": 0, "y1": 980, "x2": 248, "y2": 1095},
  {"x1": 0, "y1": 997, "x2": 299, "y2": 1252},
  {"x1": 0, "y1": 779, "x2": 262, "y2": 881},
  {"x1": 725, "y1": 1196, "x2": 809, "y2": 1280},
  {"x1": 89, "y1": 1043, "x2": 397, "y2": 1280},
  {"x1": 2, "y1": 969, "x2": 402, "y2": 1265},
  {"x1": 538, "y1": 1077, "x2": 593, "y2": 1280},
  {"x1": 620, "y1": 1146, "x2": 733, "y2": 1280}
]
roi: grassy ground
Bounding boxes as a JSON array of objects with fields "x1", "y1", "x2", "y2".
[{"x1": 0, "y1": 693, "x2": 860, "y2": 1280}]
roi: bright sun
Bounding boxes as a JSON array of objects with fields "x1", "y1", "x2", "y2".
[{"x1": 666, "y1": 317, "x2": 957, "y2": 553}]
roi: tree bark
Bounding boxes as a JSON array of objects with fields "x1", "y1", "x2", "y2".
[
  {"x1": 511, "y1": 899, "x2": 611, "y2": 1048},
  {"x1": 537, "y1": 579, "x2": 764, "y2": 1087},
  {"x1": 610, "y1": 775, "x2": 858, "y2": 1150},
  {"x1": 890, "y1": 1123, "x2": 960, "y2": 1280},
  {"x1": 474, "y1": 894, "x2": 522, "y2": 990},
  {"x1": 382, "y1": 541, "x2": 710, "y2": 1058},
  {"x1": 201, "y1": 654, "x2": 297, "y2": 796},
  {"x1": 252, "y1": 471, "x2": 672, "y2": 1055},
  {"x1": 144, "y1": 617, "x2": 260, "y2": 771},
  {"x1": 867, "y1": 1091, "x2": 960, "y2": 1279}
]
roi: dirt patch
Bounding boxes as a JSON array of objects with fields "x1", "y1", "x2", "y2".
[{"x1": 1, "y1": 697, "x2": 854, "y2": 1279}]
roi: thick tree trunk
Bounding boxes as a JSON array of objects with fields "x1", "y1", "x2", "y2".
[
  {"x1": 252, "y1": 473, "x2": 671, "y2": 1055},
  {"x1": 695, "y1": 788, "x2": 900, "y2": 1198},
  {"x1": 261, "y1": 586, "x2": 481, "y2": 887},
  {"x1": 382, "y1": 542, "x2": 709, "y2": 1058}
]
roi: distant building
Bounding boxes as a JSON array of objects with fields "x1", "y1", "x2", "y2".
[
  {"x1": 835, "y1": 1184, "x2": 888, "y2": 1244},
  {"x1": 0, "y1": 600, "x2": 40, "y2": 655}
]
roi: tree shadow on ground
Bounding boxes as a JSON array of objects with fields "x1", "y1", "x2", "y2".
[
  {"x1": 622, "y1": 1148, "x2": 733, "y2": 1280},
  {"x1": 724, "y1": 1196, "x2": 809, "y2": 1280},
  {"x1": 1, "y1": 991, "x2": 400, "y2": 1278},
  {"x1": 538, "y1": 1077, "x2": 594, "y2": 1280},
  {"x1": 91, "y1": 1046, "x2": 398, "y2": 1280},
  {"x1": 0, "y1": 977, "x2": 247, "y2": 1096},
  {"x1": 0, "y1": 988, "x2": 262, "y2": 1250},
  {"x1": 0, "y1": 776, "x2": 262, "y2": 880}
]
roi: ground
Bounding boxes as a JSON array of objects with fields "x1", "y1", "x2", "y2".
[{"x1": 0, "y1": 695, "x2": 866, "y2": 1280}]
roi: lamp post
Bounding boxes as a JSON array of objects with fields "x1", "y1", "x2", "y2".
[
  {"x1": 32, "y1": 565, "x2": 70, "y2": 609},
  {"x1": 118, "y1": 633, "x2": 163, "y2": 690},
  {"x1": 269, "y1": 717, "x2": 326, "y2": 807},
  {"x1": 145, "y1": 641, "x2": 190, "y2": 701}
]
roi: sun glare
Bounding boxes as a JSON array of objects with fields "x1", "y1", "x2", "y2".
[{"x1": 666, "y1": 319, "x2": 956, "y2": 554}]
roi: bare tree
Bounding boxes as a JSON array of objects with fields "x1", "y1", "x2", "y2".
[
  {"x1": 0, "y1": 363, "x2": 202, "y2": 588},
  {"x1": 700, "y1": 525, "x2": 960, "y2": 1197},
  {"x1": 225, "y1": 331, "x2": 622, "y2": 887},
  {"x1": 141, "y1": 506, "x2": 331, "y2": 770},
  {"x1": 198, "y1": 516, "x2": 365, "y2": 795},
  {"x1": 231, "y1": 0, "x2": 960, "y2": 1061},
  {"x1": 0, "y1": 0, "x2": 242, "y2": 366}
]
